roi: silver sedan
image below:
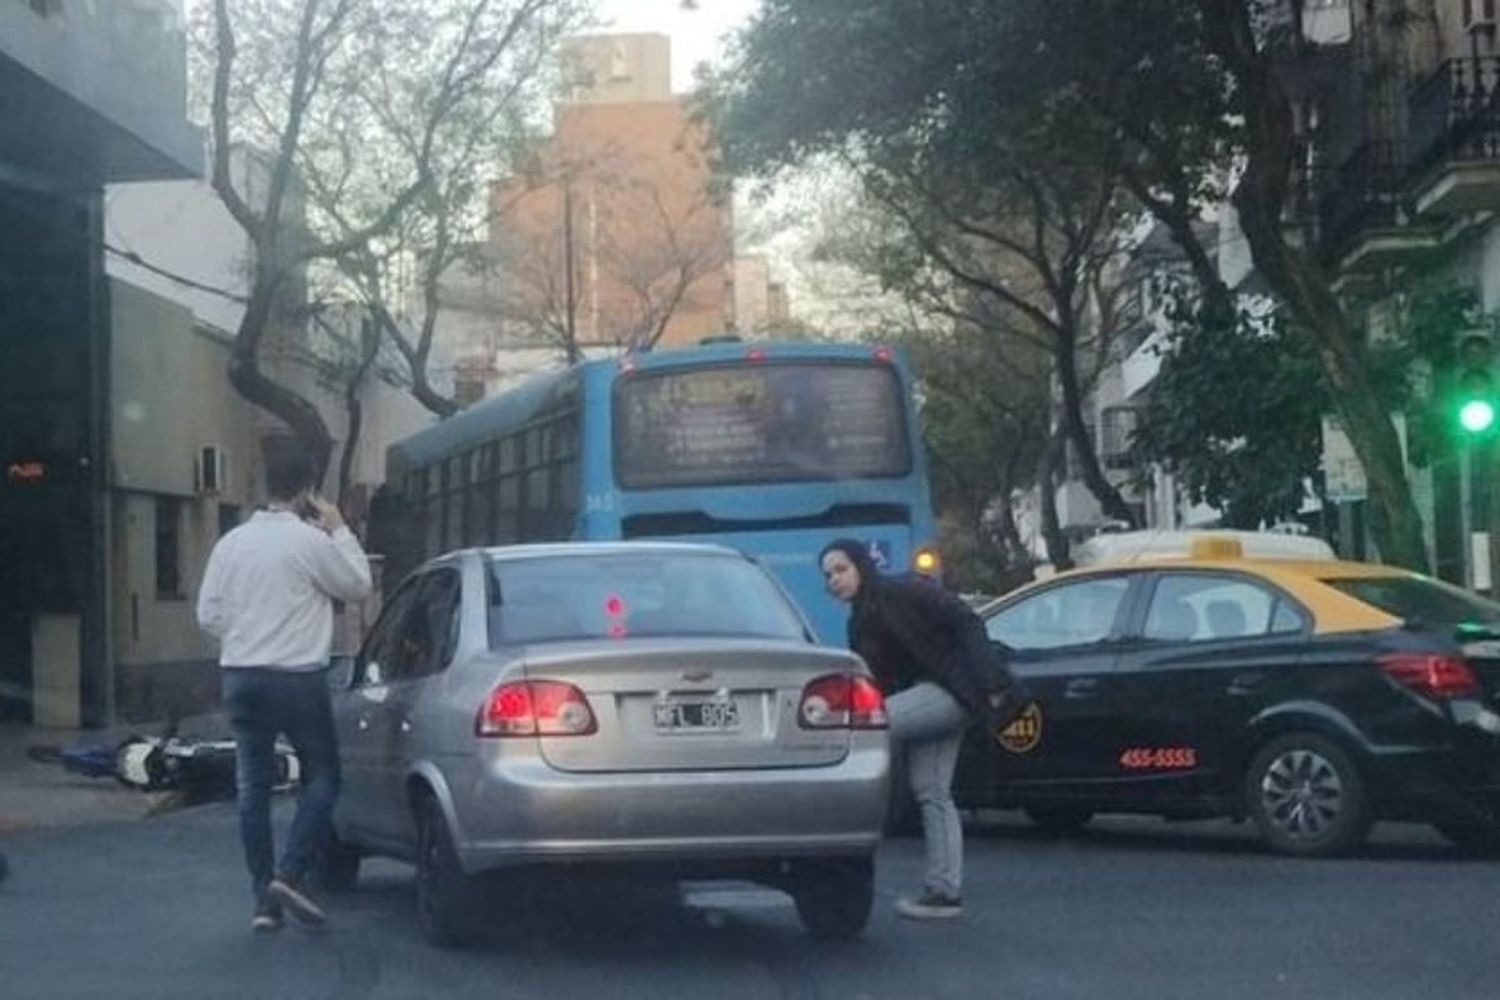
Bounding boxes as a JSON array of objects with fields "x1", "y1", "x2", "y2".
[{"x1": 323, "y1": 542, "x2": 890, "y2": 945}]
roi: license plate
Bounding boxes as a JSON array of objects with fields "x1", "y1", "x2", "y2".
[{"x1": 653, "y1": 696, "x2": 741, "y2": 731}]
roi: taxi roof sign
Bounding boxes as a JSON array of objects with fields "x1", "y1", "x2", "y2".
[{"x1": 1074, "y1": 529, "x2": 1337, "y2": 566}]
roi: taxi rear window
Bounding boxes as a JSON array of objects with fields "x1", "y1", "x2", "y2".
[{"x1": 1325, "y1": 576, "x2": 1500, "y2": 625}]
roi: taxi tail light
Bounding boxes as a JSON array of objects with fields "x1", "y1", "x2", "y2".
[
  {"x1": 798, "y1": 674, "x2": 888, "y2": 730},
  {"x1": 1377, "y1": 653, "x2": 1481, "y2": 700},
  {"x1": 478, "y1": 680, "x2": 598, "y2": 737}
]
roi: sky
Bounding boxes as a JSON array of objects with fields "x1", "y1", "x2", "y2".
[{"x1": 592, "y1": 0, "x2": 761, "y2": 93}]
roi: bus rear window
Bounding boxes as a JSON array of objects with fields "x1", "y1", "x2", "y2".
[{"x1": 614, "y1": 362, "x2": 911, "y2": 488}]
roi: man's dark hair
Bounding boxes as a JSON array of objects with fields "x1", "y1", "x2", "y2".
[{"x1": 264, "y1": 441, "x2": 316, "y2": 501}]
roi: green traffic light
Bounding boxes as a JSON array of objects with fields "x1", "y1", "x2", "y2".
[{"x1": 1460, "y1": 398, "x2": 1496, "y2": 433}]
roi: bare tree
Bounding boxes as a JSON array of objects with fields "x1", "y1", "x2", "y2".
[{"x1": 195, "y1": 0, "x2": 580, "y2": 480}]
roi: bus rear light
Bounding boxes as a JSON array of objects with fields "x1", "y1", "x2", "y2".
[
  {"x1": 618, "y1": 357, "x2": 638, "y2": 374},
  {"x1": 913, "y1": 547, "x2": 941, "y2": 575},
  {"x1": 746, "y1": 348, "x2": 767, "y2": 362},
  {"x1": 798, "y1": 674, "x2": 888, "y2": 730},
  {"x1": 1377, "y1": 653, "x2": 1480, "y2": 700},
  {"x1": 873, "y1": 346, "x2": 895, "y2": 363},
  {"x1": 478, "y1": 680, "x2": 598, "y2": 737}
]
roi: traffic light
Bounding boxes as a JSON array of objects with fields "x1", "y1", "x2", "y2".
[{"x1": 1456, "y1": 332, "x2": 1496, "y2": 435}]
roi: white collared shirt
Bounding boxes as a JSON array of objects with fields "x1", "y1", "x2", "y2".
[{"x1": 196, "y1": 510, "x2": 374, "y2": 669}]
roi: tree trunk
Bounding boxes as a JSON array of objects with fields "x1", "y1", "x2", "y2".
[
  {"x1": 1198, "y1": 0, "x2": 1428, "y2": 569},
  {"x1": 227, "y1": 285, "x2": 336, "y2": 486},
  {"x1": 1055, "y1": 322, "x2": 1139, "y2": 527},
  {"x1": 1039, "y1": 429, "x2": 1073, "y2": 570},
  {"x1": 337, "y1": 319, "x2": 382, "y2": 508}
]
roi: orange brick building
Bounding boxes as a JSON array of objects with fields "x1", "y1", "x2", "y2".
[{"x1": 490, "y1": 34, "x2": 734, "y2": 352}]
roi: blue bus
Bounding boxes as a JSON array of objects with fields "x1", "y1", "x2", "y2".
[{"x1": 371, "y1": 339, "x2": 940, "y2": 644}]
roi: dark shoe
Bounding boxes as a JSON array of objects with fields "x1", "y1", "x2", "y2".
[
  {"x1": 252, "y1": 901, "x2": 284, "y2": 933},
  {"x1": 895, "y1": 890, "x2": 963, "y2": 920},
  {"x1": 267, "y1": 876, "x2": 328, "y2": 927}
]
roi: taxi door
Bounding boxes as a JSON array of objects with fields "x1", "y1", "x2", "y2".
[
  {"x1": 1109, "y1": 571, "x2": 1310, "y2": 802},
  {"x1": 955, "y1": 572, "x2": 1141, "y2": 805}
]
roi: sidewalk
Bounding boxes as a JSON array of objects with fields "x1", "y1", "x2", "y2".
[{"x1": 0, "y1": 713, "x2": 229, "y2": 833}]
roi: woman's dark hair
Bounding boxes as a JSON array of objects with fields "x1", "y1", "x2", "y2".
[{"x1": 818, "y1": 537, "x2": 882, "y2": 597}]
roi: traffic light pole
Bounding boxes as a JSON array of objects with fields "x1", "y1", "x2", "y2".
[{"x1": 1488, "y1": 435, "x2": 1500, "y2": 599}]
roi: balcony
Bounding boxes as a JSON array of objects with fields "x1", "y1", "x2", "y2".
[
  {"x1": 1409, "y1": 56, "x2": 1500, "y2": 217},
  {"x1": 1316, "y1": 140, "x2": 1442, "y2": 271}
]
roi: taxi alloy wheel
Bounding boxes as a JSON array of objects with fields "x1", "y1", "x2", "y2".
[
  {"x1": 416, "y1": 794, "x2": 478, "y2": 947},
  {"x1": 1246, "y1": 733, "x2": 1372, "y2": 858},
  {"x1": 791, "y1": 855, "x2": 875, "y2": 940}
]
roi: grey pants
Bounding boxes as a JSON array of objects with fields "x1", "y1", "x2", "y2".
[{"x1": 887, "y1": 682, "x2": 970, "y2": 898}]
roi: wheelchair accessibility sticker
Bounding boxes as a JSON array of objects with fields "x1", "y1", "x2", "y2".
[{"x1": 995, "y1": 702, "x2": 1043, "y2": 754}]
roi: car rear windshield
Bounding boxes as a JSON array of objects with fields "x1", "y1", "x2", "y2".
[
  {"x1": 613, "y1": 361, "x2": 911, "y2": 488},
  {"x1": 485, "y1": 552, "x2": 809, "y2": 645},
  {"x1": 1325, "y1": 575, "x2": 1500, "y2": 626}
]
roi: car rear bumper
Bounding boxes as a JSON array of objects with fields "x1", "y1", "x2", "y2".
[
  {"x1": 443, "y1": 744, "x2": 890, "y2": 873},
  {"x1": 1366, "y1": 740, "x2": 1500, "y2": 822}
]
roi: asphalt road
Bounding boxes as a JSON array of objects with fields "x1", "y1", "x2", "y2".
[{"x1": 1, "y1": 805, "x2": 1496, "y2": 1000}]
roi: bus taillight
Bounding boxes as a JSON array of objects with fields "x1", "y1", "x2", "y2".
[
  {"x1": 873, "y1": 346, "x2": 895, "y2": 363},
  {"x1": 746, "y1": 348, "x2": 767, "y2": 362},
  {"x1": 913, "y1": 547, "x2": 940, "y2": 575}
]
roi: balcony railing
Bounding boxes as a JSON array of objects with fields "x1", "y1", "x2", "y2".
[
  {"x1": 1409, "y1": 56, "x2": 1500, "y2": 182},
  {"x1": 1315, "y1": 139, "x2": 1411, "y2": 258}
]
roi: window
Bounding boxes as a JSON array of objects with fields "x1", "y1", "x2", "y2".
[
  {"x1": 487, "y1": 553, "x2": 806, "y2": 645},
  {"x1": 1325, "y1": 575, "x2": 1500, "y2": 626},
  {"x1": 1142, "y1": 574, "x2": 1305, "y2": 642},
  {"x1": 393, "y1": 569, "x2": 462, "y2": 679},
  {"x1": 154, "y1": 497, "x2": 182, "y2": 599},
  {"x1": 356, "y1": 579, "x2": 421, "y2": 686},
  {"x1": 986, "y1": 576, "x2": 1130, "y2": 650},
  {"x1": 614, "y1": 362, "x2": 911, "y2": 488}
]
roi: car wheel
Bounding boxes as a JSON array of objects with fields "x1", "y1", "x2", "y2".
[
  {"x1": 415, "y1": 794, "x2": 477, "y2": 947},
  {"x1": 1023, "y1": 805, "x2": 1093, "y2": 835},
  {"x1": 791, "y1": 856, "x2": 874, "y2": 941},
  {"x1": 1245, "y1": 733, "x2": 1372, "y2": 857},
  {"x1": 317, "y1": 830, "x2": 362, "y2": 893},
  {"x1": 1433, "y1": 818, "x2": 1500, "y2": 856}
]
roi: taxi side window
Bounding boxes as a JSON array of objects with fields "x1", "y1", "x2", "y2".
[
  {"x1": 986, "y1": 577, "x2": 1129, "y2": 650},
  {"x1": 1142, "y1": 574, "x2": 1304, "y2": 642}
]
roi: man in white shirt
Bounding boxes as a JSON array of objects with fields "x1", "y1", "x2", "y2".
[{"x1": 197, "y1": 444, "x2": 372, "y2": 933}]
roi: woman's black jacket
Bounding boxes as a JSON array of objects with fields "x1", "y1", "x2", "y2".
[{"x1": 846, "y1": 573, "x2": 1016, "y2": 719}]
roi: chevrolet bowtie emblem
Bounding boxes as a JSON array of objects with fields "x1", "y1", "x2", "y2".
[{"x1": 682, "y1": 669, "x2": 713, "y2": 682}]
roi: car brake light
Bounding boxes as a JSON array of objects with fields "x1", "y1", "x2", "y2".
[
  {"x1": 1377, "y1": 653, "x2": 1481, "y2": 700},
  {"x1": 798, "y1": 674, "x2": 888, "y2": 730},
  {"x1": 477, "y1": 680, "x2": 598, "y2": 737}
]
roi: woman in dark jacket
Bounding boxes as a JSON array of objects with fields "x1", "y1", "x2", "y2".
[{"x1": 819, "y1": 538, "x2": 1015, "y2": 921}]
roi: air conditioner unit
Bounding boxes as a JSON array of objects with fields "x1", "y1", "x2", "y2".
[
  {"x1": 196, "y1": 445, "x2": 228, "y2": 495},
  {"x1": 1465, "y1": 0, "x2": 1498, "y2": 34}
]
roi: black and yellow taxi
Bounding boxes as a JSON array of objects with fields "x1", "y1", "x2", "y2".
[{"x1": 956, "y1": 534, "x2": 1500, "y2": 856}]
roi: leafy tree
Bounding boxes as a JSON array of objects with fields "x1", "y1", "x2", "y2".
[
  {"x1": 193, "y1": 0, "x2": 580, "y2": 479},
  {"x1": 1132, "y1": 293, "x2": 1328, "y2": 527},
  {"x1": 711, "y1": 0, "x2": 1429, "y2": 568},
  {"x1": 709, "y1": 6, "x2": 1141, "y2": 527}
]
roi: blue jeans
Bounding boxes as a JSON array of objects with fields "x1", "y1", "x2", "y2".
[
  {"x1": 887, "y1": 682, "x2": 970, "y2": 898},
  {"x1": 222, "y1": 667, "x2": 341, "y2": 908}
]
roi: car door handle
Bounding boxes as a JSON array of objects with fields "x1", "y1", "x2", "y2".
[
  {"x1": 1064, "y1": 678, "x2": 1101, "y2": 699},
  {"x1": 1227, "y1": 672, "x2": 1267, "y2": 696}
]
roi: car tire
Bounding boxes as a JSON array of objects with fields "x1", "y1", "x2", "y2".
[
  {"x1": 791, "y1": 856, "x2": 874, "y2": 941},
  {"x1": 1245, "y1": 732, "x2": 1372, "y2": 857},
  {"x1": 415, "y1": 794, "x2": 477, "y2": 948},
  {"x1": 1023, "y1": 805, "x2": 1093, "y2": 835},
  {"x1": 317, "y1": 830, "x2": 362, "y2": 893},
  {"x1": 1433, "y1": 818, "x2": 1500, "y2": 856}
]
